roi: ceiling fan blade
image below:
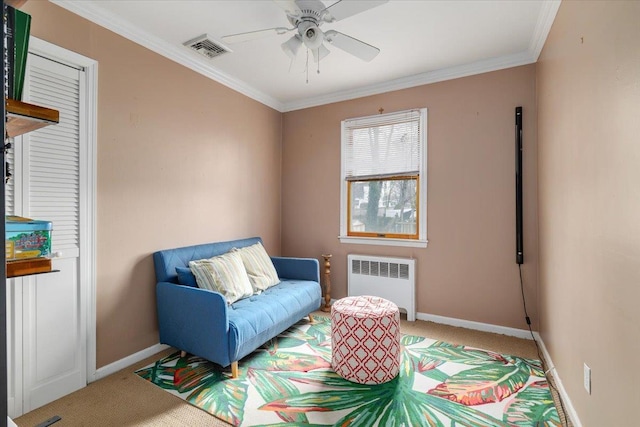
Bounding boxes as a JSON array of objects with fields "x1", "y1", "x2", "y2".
[
  {"x1": 311, "y1": 44, "x2": 331, "y2": 63},
  {"x1": 222, "y1": 27, "x2": 291, "y2": 44},
  {"x1": 324, "y1": 30, "x2": 380, "y2": 62},
  {"x1": 273, "y1": 0, "x2": 303, "y2": 17},
  {"x1": 323, "y1": 0, "x2": 388, "y2": 22}
]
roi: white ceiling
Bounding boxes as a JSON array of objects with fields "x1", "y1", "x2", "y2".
[{"x1": 51, "y1": 0, "x2": 560, "y2": 112}]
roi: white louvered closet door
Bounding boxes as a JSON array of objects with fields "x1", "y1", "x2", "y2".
[{"x1": 6, "y1": 53, "x2": 87, "y2": 417}]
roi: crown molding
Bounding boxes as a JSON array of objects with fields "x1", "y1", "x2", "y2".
[
  {"x1": 283, "y1": 0, "x2": 561, "y2": 112},
  {"x1": 529, "y1": 0, "x2": 562, "y2": 60},
  {"x1": 50, "y1": 0, "x2": 284, "y2": 112},
  {"x1": 282, "y1": 50, "x2": 535, "y2": 112},
  {"x1": 51, "y1": 0, "x2": 559, "y2": 113}
]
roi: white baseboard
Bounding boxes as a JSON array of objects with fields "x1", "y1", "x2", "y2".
[
  {"x1": 90, "y1": 343, "x2": 171, "y2": 383},
  {"x1": 416, "y1": 312, "x2": 534, "y2": 340},
  {"x1": 533, "y1": 332, "x2": 583, "y2": 427}
]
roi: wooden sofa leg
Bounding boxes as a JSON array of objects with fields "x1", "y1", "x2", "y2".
[
  {"x1": 180, "y1": 350, "x2": 187, "y2": 358},
  {"x1": 231, "y1": 361, "x2": 239, "y2": 379},
  {"x1": 308, "y1": 314, "x2": 315, "y2": 323}
]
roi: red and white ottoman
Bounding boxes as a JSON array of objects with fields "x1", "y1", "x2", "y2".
[{"x1": 331, "y1": 295, "x2": 400, "y2": 384}]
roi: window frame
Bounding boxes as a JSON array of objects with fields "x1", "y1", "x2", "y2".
[
  {"x1": 339, "y1": 108, "x2": 428, "y2": 248},
  {"x1": 347, "y1": 175, "x2": 419, "y2": 239}
]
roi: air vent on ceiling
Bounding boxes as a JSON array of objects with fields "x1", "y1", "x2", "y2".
[{"x1": 183, "y1": 34, "x2": 231, "y2": 60}]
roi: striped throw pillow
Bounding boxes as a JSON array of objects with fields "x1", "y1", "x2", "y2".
[
  {"x1": 189, "y1": 251, "x2": 253, "y2": 304},
  {"x1": 233, "y1": 242, "x2": 280, "y2": 292}
]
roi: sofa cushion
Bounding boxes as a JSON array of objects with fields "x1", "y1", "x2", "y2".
[
  {"x1": 233, "y1": 242, "x2": 279, "y2": 292},
  {"x1": 175, "y1": 266, "x2": 198, "y2": 287},
  {"x1": 227, "y1": 279, "x2": 322, "y2": 362},
  {"x1": 189, "y1": 251, "x2": 253, "y2": 304}
]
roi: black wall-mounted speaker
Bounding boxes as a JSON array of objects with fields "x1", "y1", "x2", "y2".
[{"x1": 515, "y1": 107, "x2": 523, "y2": 264}]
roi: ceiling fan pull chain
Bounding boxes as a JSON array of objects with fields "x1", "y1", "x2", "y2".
[
  {"x1": 306, "y1": 48, "x2": 309, "y2": 84},
  {"x1": 317, "y1": 48, "x2": 320, "y2": 74}
]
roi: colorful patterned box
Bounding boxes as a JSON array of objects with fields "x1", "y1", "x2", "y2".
[{"x1": 5, "y1": 216, "x2": 52, "y2": 260}]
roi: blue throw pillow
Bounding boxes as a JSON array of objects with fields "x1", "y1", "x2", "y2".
[{"x1": 176, "y1": 266, "x2": 198, "y2": 287}]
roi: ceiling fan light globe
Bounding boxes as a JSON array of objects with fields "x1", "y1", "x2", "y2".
[{"x1": 303, "y1": 25, "x2": 324, "y2": 50}]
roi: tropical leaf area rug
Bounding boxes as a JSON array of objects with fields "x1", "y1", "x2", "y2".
[{"x1": 135, "y1": 316, "x2": 560, "y2": 427}]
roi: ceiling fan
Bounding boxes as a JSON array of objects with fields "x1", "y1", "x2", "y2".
[{"x1": 221, "y1": 0, "x2": 388, "y2": 64}]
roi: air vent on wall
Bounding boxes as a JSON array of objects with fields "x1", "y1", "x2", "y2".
[{"x1": 183, "y1": 34, "x2": 231, "y2": 60}]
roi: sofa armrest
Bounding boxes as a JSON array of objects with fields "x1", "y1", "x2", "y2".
[
  {"x1": 156, "y1": 282, "x2": 231, "y2": 365},
  {"x1": 271, "y1": 257, "x2": 320, "y2": 283}
]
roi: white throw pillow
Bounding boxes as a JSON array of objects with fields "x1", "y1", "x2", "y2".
[
  {"x1": 189, "y1": 251, "x2": 253, "y2": 304},
  {"x1": 233, "y1": 242, "x2": 280, "y2": 293}
]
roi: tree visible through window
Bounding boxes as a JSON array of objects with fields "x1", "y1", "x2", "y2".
[{"x1": 341, "y1": 109, "x2": 427, "y2": 243}]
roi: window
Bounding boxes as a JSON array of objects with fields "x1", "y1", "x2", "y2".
[{"x1": 340, "y1": 108, "x2": 427, "y2": 247}]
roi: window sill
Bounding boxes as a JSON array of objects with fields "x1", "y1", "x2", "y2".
[{"x1": 338, "y1": 236, "x2": 428, "y2": 248}]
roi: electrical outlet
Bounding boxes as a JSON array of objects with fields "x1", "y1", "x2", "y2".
[{"x1": 583, "y1": 363, "x2": 591, "y2": 394}]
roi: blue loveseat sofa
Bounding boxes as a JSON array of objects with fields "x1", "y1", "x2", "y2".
[{"x1": 153, "y1": 237, "x2": 322, "y2": 377}]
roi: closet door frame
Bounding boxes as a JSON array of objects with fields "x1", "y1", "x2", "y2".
[{"x1": 29, "y1": 37, "x2": 98, "y2": 383}]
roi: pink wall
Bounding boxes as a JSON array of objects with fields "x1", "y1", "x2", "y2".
[
  {"x1": 537, "y1": 1, "x2": 640, "y2": 424},
  {"x1": 22, "y1": 2, "x2": 640, "y2": 422},
  {"x1": 24, "y1": 1, "x2": 283, "y2": 368},
  {"x1": 24, "y1": 1, "x2": 540, "y2": 369},
  {"x1": 282, "y1": 65, "x2": 538, "y2": 330}
]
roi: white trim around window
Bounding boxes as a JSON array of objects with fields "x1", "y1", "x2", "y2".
[{"x1": 339, "y1": 108, "x2": 428, "y2": 247}]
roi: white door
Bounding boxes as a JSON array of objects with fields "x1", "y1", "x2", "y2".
[{"x1": 6, "y1": 51, "x2": 91, "y2": 417}]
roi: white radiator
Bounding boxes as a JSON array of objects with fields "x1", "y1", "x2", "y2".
[{"x1": 347, "y1": 254, "x2": 416, "y2": 321}]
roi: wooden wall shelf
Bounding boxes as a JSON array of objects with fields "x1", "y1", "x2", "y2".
[
  {"x1": 6, "y1": 257, "x2": 53, "y2": 278},
  {"x1": 6, "y1": 98, "x2": 59, "y2": 138}
]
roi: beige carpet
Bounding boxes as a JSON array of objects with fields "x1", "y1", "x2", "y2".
[{"x1": 15, "y1": 312, "x2": 571, "y2": 427}]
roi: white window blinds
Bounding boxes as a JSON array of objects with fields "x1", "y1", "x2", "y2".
[{"x1": 344, "y1": 109, "x2": 422, "y2": 181}]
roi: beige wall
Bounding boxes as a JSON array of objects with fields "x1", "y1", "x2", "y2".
[
  {"x1": 282, "y1": 65, "x2": 538, "y2": 330},
  {"x1": 24, "y1": 0, "x2": 540, "y2": 374},
  {"x1": 23, "y1": 1, "x2": 283, "y2": 368},
  {"x1": 20, "y1": 1, "x2": 640, "y2": 422},
  {"x1": 537, "y1": 1, "x2": 640, "y2": 425}
]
